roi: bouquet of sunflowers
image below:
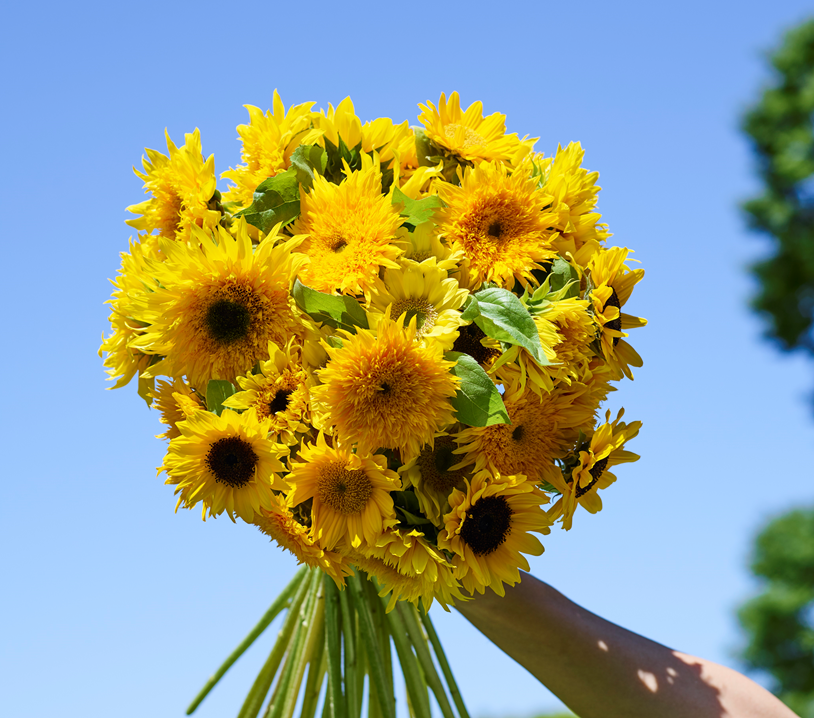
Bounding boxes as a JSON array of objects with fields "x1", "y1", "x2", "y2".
[{"x1": 99, "y1": 91, "x2": 645, "y2": 718}]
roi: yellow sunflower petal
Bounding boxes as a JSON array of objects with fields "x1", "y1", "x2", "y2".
[
  {"x1": 311, "y1": 311, "x2": 460, "y2": 460},
  {"x1": 160, "y1": 408, "x2": 288, "y2": 522},
  {"x1": 289, "y1": 159, "x2": 403, "y2": 295},
  {"x1": 126, "y1": 129, "x2": 221, "y2": 241}
]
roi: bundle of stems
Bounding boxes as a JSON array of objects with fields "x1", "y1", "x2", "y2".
[{"x1": 187, "y1": 567, "x2": 470, "y2": 718}]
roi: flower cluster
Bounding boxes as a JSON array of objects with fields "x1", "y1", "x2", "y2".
[{"x1": 100, "y1": 91, "x2": 644, "y2": 610}]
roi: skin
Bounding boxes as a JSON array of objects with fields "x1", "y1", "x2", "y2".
[{"x1": 456, "y1": 573, "x2": 797, "y2": 718}]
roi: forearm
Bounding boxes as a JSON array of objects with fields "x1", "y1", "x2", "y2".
[{"x1": 456, "y1": 573, "x2": 796, "y2": 718}]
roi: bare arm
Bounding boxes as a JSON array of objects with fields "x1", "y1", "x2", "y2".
[{"x1": 456, "y1": 573, "x2": 796, "y2": 718}]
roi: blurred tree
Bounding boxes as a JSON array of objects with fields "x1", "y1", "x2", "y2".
[
  {"x1": 740, "y1": 20, "x2": 814, "y2": 718},
  {"x1": 737, "y1": 509, "x2": 814, "y2": 717},
  {"x1": 743, "y1": 20, "x2": 814, "y2": 358}
]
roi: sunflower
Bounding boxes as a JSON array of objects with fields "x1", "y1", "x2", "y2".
[
  {"x1": 365, "y1": 259, "x2": 468, "y2": 348},
  {"x1": 394, "y1": 220, "x2": 462, "y2": 272},
  {"x1": 539, "y1": 143, "x2": 611, "y2": 266},
  {"x1": 417, "y1": 92, "x2": 536, "y2": 166},
  {"x1": 399, "y1": 433, "x2": 474, "y2": 523},
  {"x1": 223, "y1": 339, "x2": 311, "y2": 445},
  {"x1": 454, "y1": 375, "x2": 597, "y2": 486},
  {"x1": 353, "y1": 526, "x2": 466, "y2": 611},
  {"x1": 150, "y1": 377, "x2": 204, "y2": 440},
  {"x1": 301, "y1": 321, "x2": 332, "y2": 371},
  {"x1": 438, "y1": 471, "x2": 551, "y2": 597},
  {"x1": 587, "y1": 247, "x2": 647, "y2": 380},
  {"x1": 581, "y1": 359, "x2": 617, "y2": 416},
  {"x1": 311, "y1": 310, "x2": 460, "y2": 460},
  {"x1": 99, "y1": 235, "x2": 162, "y2": 391},
  {"x1": 160, "y1": 408, "x2": 288, "y2": 522},
  {"x1": 448, "y1": 320, "x2": 503, "y2": 372},
  {"x1": 312, "y1": 98, "x2": 414, "y2": 169},
  {"x1": 550, "y1": 409, "x2": 641, "y2": 530},
  {"x1": 435, "y1": 160, "x2": 558, "y2": 291},
  {"x1": 311, "y1": 97, "x2": 364, "y2": 150},
  {"x1": 286, "y1": 432, "x2": 400, "y2": 550},
  {"x1": 253, "y1": 492, "x2": 350, "y2": 587},
  {"x1": 490, "y1": 311, "x2": 560, "y2": 396},
  {"x1": 131, "y1": 221, "x2": 309, "y2": 390},
  {"x1": 520, "y1": 297, "x2": 597, "y2": 387},
  {"x1": 359, "y1": 117, "x2": 415, "y2": 169},
  {"x1": 289, "y1": 158, "x2": 403, "y2": 295},
  {"x1": 221, "y1": 91, "x2": 321, "y2": 210},
  {"x1": 126, "y1": 129, "x2": 221, "y2": 242},
  {"x1": 546, "y1": 298, "x2": 598, "y2": 381}
]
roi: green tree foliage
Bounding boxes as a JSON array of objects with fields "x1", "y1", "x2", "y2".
[
  {"x1": 738, "y1": 509, "x2": 814, "y2": 716},
  {"x1": 743, "y1": 20, "x2": 814, "y2": 354},
  {"x1": 741, "y1": 23, "x2": 814, "y2": 716}
]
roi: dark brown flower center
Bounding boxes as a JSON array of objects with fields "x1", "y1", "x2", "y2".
[
  {"x1": 206, "y1": 299, "x2": 251, "y2": 344},
  {"x1": 602, "y1": 287, "x2": 622, "y2": 346},
  {"x1": 416, "y1": 436, "x2": 467, "y2": 495},
  {"x1": 575, "y1": 456, "x2": 609, "y2": 498},
  {"x1": 206, "y1": 436, "x2": 259, "y2": 488},
  {"x1": 452, "y1": 323, "x2": 500, "y2": 366},
  {"x1": 460, "y1": 495, "x2": 513, "y2": 556},
  {"x1": 269, "y1": 388, "x2": 294, "y2": 414},
  {"x1": 318, "y1": 465, "x2": 373, "y2": 514},
  {"x1": 487, "y1": 221, "x2": 502, "y2": 238}
]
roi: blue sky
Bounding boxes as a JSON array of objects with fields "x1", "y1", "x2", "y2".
[{"x1": 2, "y1": 1, "x2": 814, "y2": 716}]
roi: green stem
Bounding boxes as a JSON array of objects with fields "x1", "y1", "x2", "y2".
[
  {"x1": 299, "y1": 601, "x2": 328, "y2": 718},
  {"x1": 323, "y1": 574, "x2": 346, "y2": 718},
  {"x1": 186, "y1": 567, "x2": 308, "y2": 715},
  {"x1": 354, "y1": 611, "x2": 366, "y2": 718},
  {"x1": 267, "y1": 572, "x2": 323, "y2": 718},
  {"x1": 339, "y1": 584, "x2": 359, "y2": 718},
  {"x1": 262, "y1": 616, "x2": 304, "y2": 718},
  {"x1": 419, "y1": 608, "x2": 471, "y2": 718},
  {"x1": 235, "y1": 570, "x2": 312, "y2": 718},
  {"x1": 382, "y1": 598, "x2": 431, "y2": 718},
  {"x1": 398, "y1": 603, "x2": 456, "y2": 718},
  {"x1": 348, "y1": 571, "x2": 395, "y2": 718},
  {"x1": 362, "y1": 576, "x2": 393, "y2": 708}
]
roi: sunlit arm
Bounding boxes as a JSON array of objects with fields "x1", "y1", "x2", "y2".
[{"x1": 456, "y1": 573, "x2": 796, "y2": 718}]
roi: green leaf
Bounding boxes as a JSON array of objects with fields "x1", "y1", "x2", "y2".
[
  {"x1": 323, "y1": 137, "x2": 363, "y2": 184},
  {"x1": 394, "y1": 507, "x2": 434, "y2": 526},
  {"x1": 470, "y1": 287, "x2": 552, "y2": 367},
  {"x1": 391, "y1": 490, "x2": 421, "y2": 514},
  {"x1": 206, "y1": 380, "x2": 236, "y2": 416},
  {"x1": 291, "y1": 280, "x2": 369, "y2": 333},
  {"x1": 290, "y1": 144, "x2": 327, "y2": 191},
  {"x1": 460, "y1": 294, "x2": 480, "y2": 322},
  {"x1": 414, "y1": 128, "x2": 436, "y2": 167},
  {"x1": 548, "y1": 257, "x2": 580, "y2": 299},
  {"x1": 446, "y1": 352, "x2": 510, "y2": 426},
  {"x1": 236, "y1": 168, "x2": 301, "y2": 232},
  {"x1": 391, "y1": 187, "x2": 444, "y2": 226}
]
